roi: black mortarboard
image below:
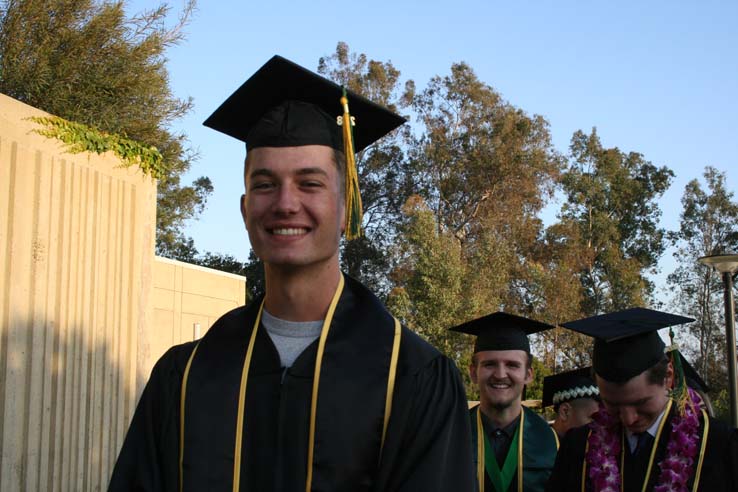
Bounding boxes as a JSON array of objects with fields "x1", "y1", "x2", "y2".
[
  {"x1": 203, "y1": 55, "x2": 406, "y2": 152},
  {"x1": 203, "y1": 55, "x2": 406, "y2": 239},
  {"x1": 542, "y1": 367, "x2": 599, "y2": 408},
  {"x1": 561, "y1": 308, "x2": 694, "y2": 383},
  {"x1": 449, "y1": 312, "x2": 553, "y2": 354}
]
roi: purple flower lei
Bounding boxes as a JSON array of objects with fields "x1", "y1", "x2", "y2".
[{"x1": 586, "y1": 389, "x2": 703, "y2": 492}]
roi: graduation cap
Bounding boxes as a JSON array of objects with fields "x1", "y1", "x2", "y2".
[
  {"x1": 204, "y1": 55, "x2": 406, "y2": 239},
  {"x1": 542, "y1": 367, "x2": 599, "y2": 408},
  {"x1": 561, "y1": 307, "x2": 694, "y2": 383},
  {"x1": 449, "y1": 312, "x2": 553, "y2": 354}
]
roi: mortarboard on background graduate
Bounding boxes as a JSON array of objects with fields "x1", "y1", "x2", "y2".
[
  {"x1": 542, "y1": 367, "x2": 599, "y2": 409},
  {"x1": 560, "y1": 307, "x2": 693, "y2": 383},
  {"x1": 449, "y1": 311, "x2": 553, "y2": 354},
  {"x1": 546, "y1": 307, "x2": 738, "y2": 492}
]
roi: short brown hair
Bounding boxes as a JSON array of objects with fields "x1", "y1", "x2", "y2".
[{"x1": 645, "y1": 355, "x2": 670, "y2": 386}]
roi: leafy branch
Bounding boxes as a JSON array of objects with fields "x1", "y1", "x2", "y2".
[{"x1": 29, "y1": 116, "x2": 164, "y2": 179}]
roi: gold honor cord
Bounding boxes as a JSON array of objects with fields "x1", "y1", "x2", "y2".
[
  {"x1": 179, "y1": 275, "x2": 401, "y2": 492},
  {"x1": 378, "y1": 318, "x2": 402, "y2": 464},
  {"x1": 476, "y1": 409, "x2": 485, "y2": 492},
  {"x1": 580, "y1": 431, "x2": 591, "y2": 492},
  {"x1": 552, "y1": 427, "x2": 560, "y2": 450},
  {"x1": 232, "y1": 299, "x2": 265, "y2": 492},
  {"x1": 692, "y1": 409, "x2": 709, "y2": 492},
  {"x1": 638, "y1": 399, "x2": 672, "y2": 492},
  {"x1": 179, "y1": 342, "x2": 201, "y2": 492},
  {"x1": 516, "y1": 410, "x2": 524, "y2": 492},
  {"x1": 304, "y1": 274, "x2": 346, "y2": 491}
]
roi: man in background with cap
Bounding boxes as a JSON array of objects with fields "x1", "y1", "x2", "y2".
[
  {"x1": 452, "y1": 312, "x2": 558, "y2": 492},
  {"x1": 541, "y1": 367, "x2": 599, "y2": 442},
  {"x1": 546, "y1": 307, "x2": 738, "y2": 492},
  {"x1": 109, "y1": 56, "x2": 474, "y2": 491}
]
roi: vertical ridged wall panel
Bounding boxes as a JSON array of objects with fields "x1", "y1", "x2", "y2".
[{"x1": 0, "y1": 93, "x2": 156, "y2": 491}]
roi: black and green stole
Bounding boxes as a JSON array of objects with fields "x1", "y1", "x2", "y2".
[{"x1": 470, "y1": 405, "x2": 558, "y2": 492}]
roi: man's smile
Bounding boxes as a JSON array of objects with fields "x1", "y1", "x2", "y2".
[{"x1": 270, "y1": 227, "x2": 309, "y2": 236}]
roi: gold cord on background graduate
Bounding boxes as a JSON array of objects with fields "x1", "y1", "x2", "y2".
[
  {"x1": 340, "y1": 88, "x2": 363, "y2": 239},
  {"x1": 667, "y1": 329, "x2": 692, "y2": 416}
]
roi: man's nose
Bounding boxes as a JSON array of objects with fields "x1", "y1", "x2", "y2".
[
  {"x1": 274, "y1": 185, "x2": 300, "y2": 214},
  {"x1": 619, "y1": 407, "x2": 638, "y2": 427},
  {"x1": 490, "y1": 365, "x2": 507, "y2": 379}
]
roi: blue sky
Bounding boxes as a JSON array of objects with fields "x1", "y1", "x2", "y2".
[{"x1": 129, "y1": 0, "x2": 738, "y2": 295}]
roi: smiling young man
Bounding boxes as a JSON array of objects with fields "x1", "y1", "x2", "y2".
[
  {"x1": 108, "y1": 56, "x2": 474, "y2": 491},
  {"x1": 451, "y1": 312, "x2": 558, "y2": 492},
  {"x1": 546, "y1": 308, "x2": 738, "y2": 492}
]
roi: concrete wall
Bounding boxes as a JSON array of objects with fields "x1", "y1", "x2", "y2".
[
  {"x1": 0, "y1": 93, "x2": 249, "y2": 491},
  {"x1": 0, "y1": 93, "x2": 157, "y2": 492},
  {"x1": 150, "y1": 256, "x2": 246, "y2": 362}
]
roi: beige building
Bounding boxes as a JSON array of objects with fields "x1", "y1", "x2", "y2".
[{"x1": 0, "y1": 93, "x2": 246, "y2": 491}]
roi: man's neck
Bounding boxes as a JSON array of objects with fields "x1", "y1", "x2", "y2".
[
  {"x1": 263, "y1": 261, "x2": 341, "y2": 321},
  {"x1": 551, "y1": 418, "x2": 567, "y2": 438},
  {"x1": 480, "y1": 400, "x2": 523, "y2": 429}
]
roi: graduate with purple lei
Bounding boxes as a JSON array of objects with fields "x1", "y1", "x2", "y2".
[{"x1": 545, "y1": 308, "x2": 738, "y2": 492}]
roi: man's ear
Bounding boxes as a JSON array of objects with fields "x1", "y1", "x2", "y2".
[
  {"x1": 469, "y1": 363, "x2": 478, "y2": 385},
  {"x1": 559, "y1": 402, "x2": 571, "y2": 421},
  {"x1": 240, "y1": 194, "x2": 248, "y2": 227},
  {"x1": 524, "y1": 365, "x2": 534, "y2": 385},
  {"x1": 664, "y1": 360, "x2": 675, "y2": 390}
]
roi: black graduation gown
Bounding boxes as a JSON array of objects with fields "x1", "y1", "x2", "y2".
[
  {"x1": 470, "y1": 405, "x2": 558, "y2": 492},
  {"x1": 108, "y1": 275, "x2": 475, "y2": 491},
  {"x1": 545, "y1": 405, "x2": 738, "y2": 492}
]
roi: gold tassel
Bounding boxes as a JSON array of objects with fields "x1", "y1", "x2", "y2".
[{"x1": 340, "y1": 89, "x2": 362, "y2": 240}]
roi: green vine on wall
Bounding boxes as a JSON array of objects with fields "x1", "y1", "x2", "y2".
[{"x1": 29, "y1": 116, "x2": 165, "y2": 179}]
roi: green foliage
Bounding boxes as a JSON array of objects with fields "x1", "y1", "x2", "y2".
[
  {"x1": 560, "y1": 128, "x2": 674, "y2": 314},
  {"x1": 319, "y1": 42, "x2": 415, "y2": 297},
  {"x1": 30, "y1": 115, "x2": 165, "y2": 178},
  {"x1": 711, "y1": 389, "x2": 731, "y2": 423},
  {"x1": 390, "y1": 60, "x2": 562, "y2": 375},
  {"x1": 0, "y1": 0, "x2": 211, "y2": 254},
  {"x1": 526, "y1": 356, "x2": 551, "y2": 402},
  {"x1": 666, "y1": 166, "x2": 738, "y2": 402}
]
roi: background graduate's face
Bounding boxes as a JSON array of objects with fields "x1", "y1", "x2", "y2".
[
  {"x1": 557, "y1": 397, "x2": 599, "y2": 432},
  {"x1": 595, "y1": 365, "x2": 673, "y2": 434},
  {"x1": 241, "y1": 145, "x2": 345, "y2": 271},
  {"x1": 470, "y1": 350, "x2": 533, "y2": 411}
]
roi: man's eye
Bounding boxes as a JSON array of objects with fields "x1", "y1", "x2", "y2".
[{"x1": 251, "y1": 181, "x2": 273, "y2": 190}]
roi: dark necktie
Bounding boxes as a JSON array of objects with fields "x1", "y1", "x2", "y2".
[{"x1": 633, "y1": 432, "x2": 654, "y2": 456}]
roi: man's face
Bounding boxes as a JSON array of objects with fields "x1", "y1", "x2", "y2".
[
  {"x1": 558, "y1": 398, "x2": 600, "y2": 432},
  {"x1": 470, "y1": 350, "x2": 533, "y2": 411},
  {"x1": 595, "y1": 365, "x2": 673, "y2": 434},
  {"x1": 241, "y1": 145, "x2": 344, "y2": 271}
]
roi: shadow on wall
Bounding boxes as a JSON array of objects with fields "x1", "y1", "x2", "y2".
[{"x1": 0, "y1": 314, "x2": 141, "y2": 492}]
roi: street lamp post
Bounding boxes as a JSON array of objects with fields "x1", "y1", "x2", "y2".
[{"x1": 698, "y1": 253, "x2": 738, "y2": 428}]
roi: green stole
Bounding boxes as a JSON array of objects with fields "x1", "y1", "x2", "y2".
[
  {"x1": 470, "y1": 405, "x2": 558, "y2": 492},
  {"x1": 483, "y1": 422, "x2": 520, "y2": 492}
]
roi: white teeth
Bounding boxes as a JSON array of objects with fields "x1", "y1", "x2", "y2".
[{"x1": 272, "y1": 228, "x2": 306, "y2": 236}]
